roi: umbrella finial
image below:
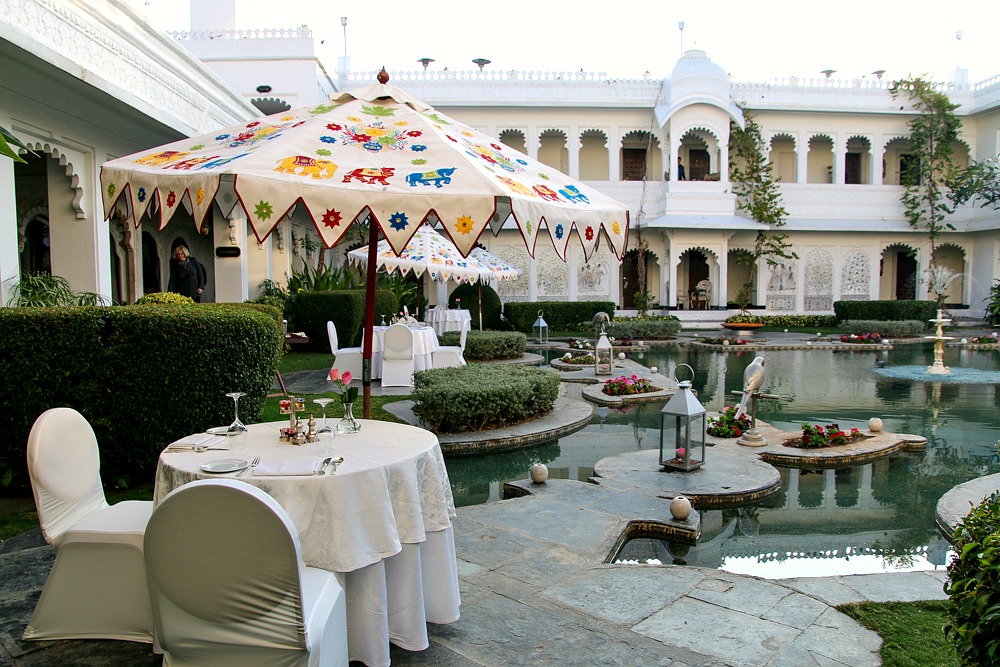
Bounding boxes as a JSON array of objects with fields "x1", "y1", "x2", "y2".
[{"x1": 377, "y1": 67, "x2": 389, "y2": 84}]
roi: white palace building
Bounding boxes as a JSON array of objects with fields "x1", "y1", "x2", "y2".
[{"x1": 3, "y1": 0, "x2": 1000, "y2": 319}]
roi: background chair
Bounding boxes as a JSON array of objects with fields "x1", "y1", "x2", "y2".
[
  {"x1": 381, "y1": 323, "x2": 415, "y2": 387},
  {"x1": 327, "y1": 321, "x2": 363, "y2": 380},
  {"x1": 23, "y1": 407, "x2": 153, "y2": 643},
  {"x1": 144, "y1": 479, "x2": 348, "y2": 667},
  {"x1": 694, "y1": 279, "x2": 712, "y2": 310},
  {"x1": 432, "y1": 318, "x2": 469, "y2": 369}
]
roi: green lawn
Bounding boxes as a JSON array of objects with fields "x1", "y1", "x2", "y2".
[{"x1": 839, "y1": 600, "x2": 959, "y2": 667}]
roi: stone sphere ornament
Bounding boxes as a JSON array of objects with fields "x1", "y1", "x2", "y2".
[
  {"x1": 650, "y1": 366, "x2": 658, "y2": 374},
  {"x1": 669, "y1": 495, "x2": 692, "y2": 521},
  {"x1": 529, "y1": 463, "x2": 549, "y2": 484},
  {"x1": 617, "y1": 352, "x2": 626, "y2": 360},
  {"x1": 868, "y1": 417, "x2": 884, "y2": 433}
]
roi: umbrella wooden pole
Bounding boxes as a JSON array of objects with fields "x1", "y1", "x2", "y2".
[
  {"x1": 362, "y1": 221, "x2": 379, "y2": 419},
  {"x1": 478, "y1": 283, "x2": 483, "y2": 330}
]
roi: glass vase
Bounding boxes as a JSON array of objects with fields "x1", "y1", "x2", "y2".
[{"x1": 337, "y1": 402, "x2": 361, "y2": 434}]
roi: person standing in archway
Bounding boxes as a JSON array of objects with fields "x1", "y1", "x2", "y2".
[
  {"x1": 167, "y1": 242, "x2": 206, "y2": 301},
  {"x1": 677, "y1": 156, "x2": 686, "y2": 181}
]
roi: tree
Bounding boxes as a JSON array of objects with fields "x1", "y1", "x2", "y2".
[
  {"x1": 890, "y1": 77, "x2": 962, "y2": 302},
  {"x1": 0, "y1": 124, "x2": 30, "y2": 163},
  {"x1": 950, "y1": 156, "x2": 1000, "y2": 210},
  {"x1": 728, "y1": 111, "x2": 796, "y2": 316}
]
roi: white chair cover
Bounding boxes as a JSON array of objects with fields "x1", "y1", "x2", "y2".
[
  {"x1": 145, "y1": 479, "x2": 348, "y2": 667},
  {"x1": 23, "y1": 407, "x2": 154, "y2": 643},
  {"x1": 432, "y1": 318, "x2": 469, "y2": 369},
  {"x1": 381, "y1": 324, "x2": 415, "y2": 387},
  {"x1": 327, "y1": 321, "x2": 363, "y2": 380}
]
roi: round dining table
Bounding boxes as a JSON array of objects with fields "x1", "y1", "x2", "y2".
[
  {"x1": 368, "y1": 324, "x2": 438, "y2": 378},
  {"x1": 154, "y1": 420, "x2": 460, "y2": 667},
  {"x1": 423, "y1": 308, "x2": 471, "y2": 336}
]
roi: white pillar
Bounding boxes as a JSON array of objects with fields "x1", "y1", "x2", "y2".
[
  {"x1": 719, "y1": 141, "x2": 730, "y2": 182},
  {"x1": 795, "y1": 132, "x2": 808, "y2": 184},
  {"x1": 214, "y1": 210, "x2": 249, "y2": 303},
  {"x1": 0, "y1": 158, "x2": 19, "y2": 305},
  {"x1": 608, "y1": 129, "x2": 620, "y2": 181},
  {"x1": 47, "y1": 157, "x2": 107, "y2": 297},
  {"x1": 247, "y1": 232, "x2": 272, "y2": 301},
  {"x1": 872, "y1": 136, "x2": 885, "y2": 185},
  {"x1": 823, "y1": 469, "x2": 837, "y2": 508},
  {"x1": 567, "y1": 129, "x2": 581, "y2": 180},
  {"x1": 832, "y1": 134, "x2": 846, "y2": 185},
  {"x1": 526, "y1": 127, "x2": 540, "y2": 161}
]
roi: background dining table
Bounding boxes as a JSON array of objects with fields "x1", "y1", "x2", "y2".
[
  {"x1": 154, "y1": 420, "x2": 461, "y2": 667},
  {"x1": 367, "y1": 324, "x2": 438, "y2": 377},
  {"x1": 423, "y1": 308, "x2": 471, "y2": 336}
]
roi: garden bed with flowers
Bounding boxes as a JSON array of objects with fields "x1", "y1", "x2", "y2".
[
  {"x1": 839, "y1": 332, "x2": 884, "y2": 345},
  {"x1": 781, "y1": 422, "x2": 871, "y2": 449},
  {"x1": 602, "y1": 375, "x2": 658, "y2": 396},
  {"x1": 707, "y1": 406, "x2": 752, "y2": 439}
]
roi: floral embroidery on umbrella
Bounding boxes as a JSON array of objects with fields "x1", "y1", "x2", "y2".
[
  {"x1": 137, "y1": 186, "x2": 146, "y2": 202},
  {"x1": 411, "y1": 158, "x2": 427, "y2": 165},
  {"x1": 394, "y1": 121, "x2": 408, "y2": 126},
  {"x1": 215, "y1": 134, "x2": 230, "y2": 141},
  {"x1": 346, "y1": 115, "x2": 361, "y2": 122},
  {"x1": 247, "y1": 121, "x2": 260, "y2": 129},
  {"x1": 320, "y1": 136, "x2": 337, "y2": 144},
  {"x1": 423, "y1": 112, "x2": 450, "y2": 125},
  {"x1": 525, "y1": 220, "x2": 533, "y2": 235},
  {"x1": 196, "y1": 188, "x2": 205, "y2": 205},
  {"x1": 322, "y1": 209, "x2": 342, "y2": 228},
  {"x1": 309, "y1": 103, "x2": 336, "y2": 115},
  {"x1": 361, "y1": 104, "x2": 395, "y2": 117},
  {"x1": 106, "y1": 182, "x2": 116, "y2": 198},
  {"x1": 405, "y1": 130, "x2": 422, "y2": 137},
  {"x1": 326, "y1": 123, "x2": 342, "y2": 132},
  {"x1": 316, "y1": 148, "x2": 331, "y2": 157},
  {"x1": 585, "y1": 226, "x2": 594, "y2": 241},
  {"x1": 455, "y1": 215, "x2": 474, "y2": 235},
  {"x1": 166, "y1": 191, "x2": 177, "y2": 207},
  {"x1": 539, "y1": 173, "x2": 550, "y2": 180},
  {"x1": 411, "y1": 145, "x2": 427, "y2": 152},
  {"x1": 612, "y1": 221, "x2": 621, "y2": 235},
  {"x1": 190, "y1": 144, "x2": 204, "y2": 151},
  {"x1": 389, "y1": 212, "x2": 409, "y2": 231},
  {"x1": 254, "y1": 200, "x2": 274, "y2": 221},
  {"x1": 516, "y1": 159, "x2": 528, "y2": 166},
  {"x1": 555, "y1": 223, "x2": 564, "y2": 239}
]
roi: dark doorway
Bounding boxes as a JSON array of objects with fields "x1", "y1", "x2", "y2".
[
  {"x1": 688, "y1": 250, "x2": 709, "y2": 286},
  {"x1": 622, "y1": 149, "x2": 647, "y2": 181},
  {"x1": 845, "y1": 152, "x2": 862, "y2": 184},
  {"x1": 21, "y1": 217, "x2": 51, "y2": 274},
  {"x1": 142, "y1": 231, "x2": 161, "y2": 293},
  {"x1": 689, "y1": 149, "x2": 710, "y2": 181},
  {"x1": 895, "y1": 252, "x2": 917, "y2": 300},
  {"x1": 621, "y1": 250, "x2": 641, "y2": 308}
]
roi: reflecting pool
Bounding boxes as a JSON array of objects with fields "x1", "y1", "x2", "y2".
[{"x1": 444, "y1": 343, "x2": 1000, "y2": 578}]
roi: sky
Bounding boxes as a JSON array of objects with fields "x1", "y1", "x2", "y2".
[{"x1": 141, "y1": 0, "x2": 1000, "y2": 85}]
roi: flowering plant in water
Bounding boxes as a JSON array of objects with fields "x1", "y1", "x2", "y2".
[
  {"x1": 840, "y1": 332, "x2": 883, "y2": 344},
  {"x1": 602, "y1": 375, "x2": 655, "y2": 396},
  {"x1": 968, "y1": 335, "x2": 999, "y2": 344},
  {"x1": 570, "y1": 338, "x2": 594, "y2": 350},
  {"x1": 707, "y1": 406, "x2": 751, "y2": 438},
  {"x1": 327, "y1": 368, "x2": 359, "y2": 404},
  {"x1": 565, "y1": 353, "x2": 596, "y2": 365},
  {"x1": 798, "y1": 422, "x2": 863, "y2": 448},
  {"x1": 701, "y1": 336, "x2": 747, "y2": 346}
]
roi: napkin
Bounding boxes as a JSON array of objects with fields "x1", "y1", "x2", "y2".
[
  {"x1": 252, "y1": 459, "x2": 322, "y2": 476},
  {"x1": 167, "y1": 434, "x2": 228, "y2": 450}
]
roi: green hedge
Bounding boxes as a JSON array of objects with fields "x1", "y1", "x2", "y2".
[
  {"x1": 834, "y1": 300, "x2": 936, "y2": 324},
  {"x1": 449, "y1": 282, "x2": 502, "y2": 330},
  {"x1": 412, "y1": 365, "x2": 559, "y2": 433},
  {"x1": 438, "y1": 331, "x2": 526, "y2": 360},
  {"x1": 607, "y1": 317, "x2": 682, "y2": 339},
  {"x1": 945, "y1": 491, "x2": 1000, "y2": 665},
  {"x1": 842, "y1": 320, "x2": 927, "y2": 337},
  {"x1": 724, "y1": 314, "x2": 839, "y2": 327},
  {"x1": 286, "y1": 289, "x2": 398, "y2": 351},
  {"x1": 504, "y1": 301, "x2": 615, "y2": 334},
  {"x1": 0, "y1": 305, "x2": 281, "y2": 489}
]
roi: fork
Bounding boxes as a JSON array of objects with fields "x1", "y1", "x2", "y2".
[{"x1": 238, "y1": 456, "x2": 260, "y2": 476}]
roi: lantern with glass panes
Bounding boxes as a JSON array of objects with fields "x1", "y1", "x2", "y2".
[
  {"x1": 659, "y1": 380, "x2": 706, "y2": 471},
  {"x1": 595, "y1": 326, "x2": 613, "y2": 375},
  {"x1": 532, "y1": 310, "x2": 548, "y2": 344}
]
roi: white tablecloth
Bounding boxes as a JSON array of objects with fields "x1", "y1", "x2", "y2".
[
  {"x1": 154, "y1": 421, "x2": 460, "y2": 667},
  {"x1": 367, "y1": 325, "x2": 438, "y2": 378},
  {"x1": 423, "y1": 309, "x2": 471, "y2": 336}
]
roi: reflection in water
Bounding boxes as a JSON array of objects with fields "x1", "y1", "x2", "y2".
[{"x1": 444, "y1": 344, "x2": 1000, "y2": 577}]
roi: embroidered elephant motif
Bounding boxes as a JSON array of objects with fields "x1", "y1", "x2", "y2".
[
  {"x1": 134, "y1": 150, "x2": 189, "y2": 166},
  {"x1": 496, "y1": 175, "x2": 535, "y2": 196},
  {"x1": 533, "y1": 185, "x2": 561, "y2": 201},
  {"x1": 168, "y1": 156, "x2": 220, "y2": 171},
  {"x1": 342, "y1": 167, "x2": 395, "y2": 185},
  {"x1": 274, "y1": 155, "x2": 339, "y2": 179},
  {"x1": 558, "y1": 184, "x2": 589, "y2": 204},
  {"x1": 405, "y1": 168, "x2": 457, "y2": 188}
]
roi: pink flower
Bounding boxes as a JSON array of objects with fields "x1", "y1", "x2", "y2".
[
  {"x1": 329, "y1": 368, "x2": 341, "y2": 381},
  {"x1": 341, "y1": 370, "x2": 353, "y2": 385}
]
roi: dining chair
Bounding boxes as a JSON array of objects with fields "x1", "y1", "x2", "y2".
[
  {"x1": 23, "y1": 407, "x2": 154, "y2": 643},
  {"x1": 327, "y1": 320, "x2": 363, "y2": 380},
  {"x1": 144, "y1": 479, "x2": 348, "y2": 667},
  {"x1": 381, "y1": 323, "x2": 415, "y2": 387},
  {"x1": 432, "y1": 317, "x2": 469, "y2": 369},
  {"x1": 694, "y1": 279, "x2": 712, "y2": 309}
]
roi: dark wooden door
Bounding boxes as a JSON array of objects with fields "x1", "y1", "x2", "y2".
[
  {"x1": 689, "y1": 149, "x2": 710, "y2": 180},
  {"x1": 845, "y1": 152, "x2": 861, "y2": 184},
  {"x1": 622, "y1": 149, "x2": 647, "y2": 181},
  {"x1": 895, "y1": 252, "x2": 917, "y2": 300}
]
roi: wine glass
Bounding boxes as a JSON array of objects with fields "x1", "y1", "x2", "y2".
[
  {"x1": 226, "y1": 392, "x2": 247, "y2": 432},
  {"x1": 313, "y1": 398, "x2": 335, "y2": 435}
]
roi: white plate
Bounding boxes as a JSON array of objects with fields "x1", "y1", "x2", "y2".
[
  {"x1": 206, "y1": 426, "x2": 234, "y2": 436},
  {"x1": 201, "y1": 458, "x2": 248, "y2": 474}
]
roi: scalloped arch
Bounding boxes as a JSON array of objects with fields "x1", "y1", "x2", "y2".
[
  {"x1": 880, "y1": 241, "x2": 919, "y2": 256},
  {"x1": 539, "y1": 128, "x2": 568, "y2": 139},
  {"x1": 579, "y1": 128, "x2": 608, "y2": 142},
  {"x1": 17, "y1": 205, "x2": 48, "y2": 254},
  {"x1": 679, "y1": 125, "x2": 721, "y2": 143},
  {"x1": 767, "y1": 132, "x2": 796, "y2": 149},
  {"x1": 21, "y1": 142, "x2": 86, "y2": 220},
  {"x1": 807, "y1": 133, "x2": 834, "y2": 146},
  {"x1": 679, "y1": 245, "x2": 719, "y2": 262}
]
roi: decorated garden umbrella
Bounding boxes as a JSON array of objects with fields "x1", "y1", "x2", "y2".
[
  {"x1": 469, "y1": 246, "x2": 521, "y2": 284},
  {"x1": 100, "y1": 70, "x2": 629, "y2": 416}
]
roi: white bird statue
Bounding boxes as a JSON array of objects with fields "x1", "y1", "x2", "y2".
[{"x1": 736, "y1": 356, "x2": 766, "y2": 419}]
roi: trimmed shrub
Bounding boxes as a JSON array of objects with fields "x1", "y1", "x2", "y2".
[
  {"x1": 285, "y1": 289, "x2": 398, "y2": 351},
  {"x1": 834, "y1": 300, "x2": 936, "y2": 324},
  {"x1": 504, "y1": 301, "x2": 615, "y2": 334},
  {"x1": 412, "y1": 365, "x2": 559, "y2": 433},
  {"x1": 945, "y1": 491, "x2": 1000, "y2": 665},
  {"x1": 0, "y1": 305, "x2": 281, "y2": 489},
  {"x1": 841, "y1": 320, "x2": 927, "y2": 338},
  {"x1": 724, "y1": 314, "x2": 839, "y2": 328},
  {"x1": 607, "y1": 317, "x2": 682, "y2": 339},
  {"x1": 448, "y1": 282, "x2": 502, "y2": 330},
  {"x1": 439, "y1": 331, "x2": 526, "y2": 361},
  {"x1": 135, "y1": 291, "x2": 194, "y2": 305}
]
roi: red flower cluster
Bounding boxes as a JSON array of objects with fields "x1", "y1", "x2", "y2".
[
  {"x1": 800, "y1": 422, "x2": 863, "y2": 448},
  {"x1": 840, "y1": 332, "x2": 883, "y2": 344},
  {"x1": 602, "y1": 375, "x2": 655, "y2": 396}
]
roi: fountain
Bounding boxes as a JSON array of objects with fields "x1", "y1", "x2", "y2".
[{"x1": 926, "y1": 309, "x2": 954, "y2": 375}]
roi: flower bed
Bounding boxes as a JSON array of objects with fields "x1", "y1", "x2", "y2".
[
  {"x1": 699, "y1": 336, "x2": 748, "y2": 346},
  {"x1": 563, "y1": 353, "x2": 596, "y2": 365},
  {"x1": 602, "y1": 375, "x2": 656, "y2": 396},
  {"x1": 569, "y1": 338, "x2": 594, "y2": 350},
  {"x1": 840, "y1": 332, "x2": 883, "y2": 344},
  {"x1": 783, "y1": 423, "x2": 870, "y2": 449},
  {"x1": 967, "y1": 335, "x2": 999, "y2": 345},
  {"x1": 707, "y1": 406, "x2": 751, "y2": 438}
]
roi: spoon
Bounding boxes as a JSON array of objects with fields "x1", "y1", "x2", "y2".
[{"x1": 166, "y1": 445, "x2": 229, "y2": 453}]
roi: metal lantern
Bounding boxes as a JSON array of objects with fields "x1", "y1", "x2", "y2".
[
  {"x1": 532, "y1": 310, "x2": 548, "y2": 344},
  {"x1": 659, "y1": 380, "x2": 706, "y2": 471},
  {"x1": 595, "y1": 327, "x2": 613, "y2": 375}
]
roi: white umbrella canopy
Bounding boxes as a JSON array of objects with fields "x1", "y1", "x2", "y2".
[
  {"x1": 100, "y1": 73, "x2": 630, "y2": 261},
  {"x1": 346, "y1": 226, "x2": 492, "y2": 285},
  {"x1": 468, "y1": 246, "x2": 521, "y2": 285}
]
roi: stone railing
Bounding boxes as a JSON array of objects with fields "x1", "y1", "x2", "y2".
[{"x1": 169, "y1": 27, "x2": 312, "y2": 40}]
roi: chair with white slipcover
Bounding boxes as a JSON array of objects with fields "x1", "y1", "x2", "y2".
[
  {"x1": 144, "y1": 478, "x2": 348, "y2": 667},
  {"x1": 23, "y1": 407, "x2": 154, "y2": 643},
  {"x1": 432, "y1": 318, "x2": 469, "y2": 368},
  {"x1": 327, "y1": 320, "x2": 363, "y2": 380},
  {"x1": 381, "y1": 323, "x2": 415, "y2": 387}
]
